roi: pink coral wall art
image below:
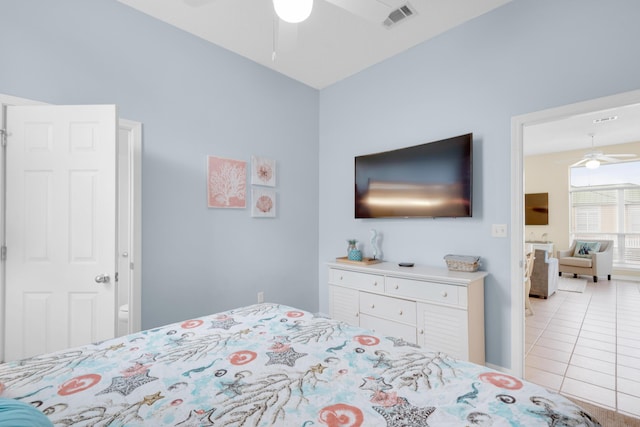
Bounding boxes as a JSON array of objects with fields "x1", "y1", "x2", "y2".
[
  {"x1": 207, "y1": 156, "x2": 247, "y2": 208},
  {"x1": 251, "y1": 188, "x2": 276, "y2": 217},
  {"x1": 251, "y1": 156, "x2": 276, "y2": 187}
]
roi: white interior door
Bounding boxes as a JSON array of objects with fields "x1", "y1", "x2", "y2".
[{"x1": 4, "y1": 105, "x2": 118, "y2": 361}]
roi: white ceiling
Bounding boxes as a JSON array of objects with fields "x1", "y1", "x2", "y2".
[
  {"x1": 116, "y1": 0, "x2": 511, "y2": 89},
  {"x1": 524, "y1": 102, "x2": 640, "y2": 157},
  {"x1": 116, "y1": 0, "x2": 640, "y2": 157}
]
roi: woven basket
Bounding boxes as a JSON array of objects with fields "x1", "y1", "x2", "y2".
[{"x1": 444, "y1": 255, "x2": 480, "y2": 272}]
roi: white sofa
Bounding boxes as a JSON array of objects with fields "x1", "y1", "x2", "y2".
[{"x1": 557, "y1": 240, "x2": 614, "y2": 283}]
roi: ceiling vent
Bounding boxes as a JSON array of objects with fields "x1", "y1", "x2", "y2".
[{"x1": 383, "y1": 3, "x2": 416, "y2": 28}]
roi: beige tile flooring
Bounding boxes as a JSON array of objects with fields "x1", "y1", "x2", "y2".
[{"x1": 525, "y1": 275, "x2": 640, "y2": 420}]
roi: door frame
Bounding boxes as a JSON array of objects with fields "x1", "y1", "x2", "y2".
[
  {"x1": 0, "y1": 94, "x2": 142, "y2": 360},
  {"x1": 510, "y1": 88, "x2": 640, "y2": 377},
  {"x1": 118, "y1": 119, "x2": 142, "y2": 335}
]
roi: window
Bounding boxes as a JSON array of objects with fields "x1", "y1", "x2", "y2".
[{"x1": 570, "y1": 161, "x2": 640, "y2": 267}]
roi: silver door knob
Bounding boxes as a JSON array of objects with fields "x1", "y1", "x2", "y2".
[{"x1": 95, "y1": 274, "x2": 110, "y2": 284}]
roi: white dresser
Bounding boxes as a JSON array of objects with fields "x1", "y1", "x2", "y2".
[{"x1": 328, "y1": 261, "x2": 487, "y2": 365}]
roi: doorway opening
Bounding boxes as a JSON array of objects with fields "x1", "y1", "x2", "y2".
[{"x1": 510, "y1": 89, "x2": 640, "y2": 377}]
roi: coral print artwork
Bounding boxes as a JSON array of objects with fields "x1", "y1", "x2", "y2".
[
  {"x1": 252, "y1": 188, "x2": 276, "y2": 218},
  {"x1": 251, "y1": 156, "x2": 276, "y2": 187},
  {"x1": 207, "y1": 156, "x2": 247, "y2": 208}
]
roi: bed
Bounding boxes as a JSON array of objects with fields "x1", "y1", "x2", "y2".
[{"x1": 0, "y1": 303, "x2": 601, "y2": 426}]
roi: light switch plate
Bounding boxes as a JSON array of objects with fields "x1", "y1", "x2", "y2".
[{"x1": 492, "y1": 224, "x2": 508, "y2": 237}]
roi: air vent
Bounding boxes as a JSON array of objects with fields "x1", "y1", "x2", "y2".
[
  {"x1": 383, "y1": 3, "x2": 416, "y2": 28},
  {"x1": 593, "y1": 115, "x2": 618, "y2": 124}
]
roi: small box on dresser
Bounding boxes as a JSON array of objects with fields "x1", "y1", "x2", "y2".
[{"x1": 328, "y1": 261, "x2": 487, "y2": 365}]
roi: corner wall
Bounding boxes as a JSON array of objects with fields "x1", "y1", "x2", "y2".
[
  {"x1": 319, "y1": 0, "x2": 640, "y2": 369},
  {"x1": 0, "y1": 0, "x2": 320, "y2": 328}
]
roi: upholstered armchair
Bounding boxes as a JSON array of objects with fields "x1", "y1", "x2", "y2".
[
  {"x1": 530, "y1": 249, "x2": 558, "y2": 298},
  {"x1": 557, "y1": 240, "x2": 614, "y2": 283}
]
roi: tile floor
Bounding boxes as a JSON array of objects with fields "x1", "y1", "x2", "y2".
[{"x1": 525, "y1": 275, "x2": 640, "y2": 420}]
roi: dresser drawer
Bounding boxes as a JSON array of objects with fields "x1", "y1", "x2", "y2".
[
  {"x1": 330, "y1": 268, "x2": 384, "y2": 292},
  {"x1": 359, "y1": 292, "x2": 416, "y2": 325},
  {"x1": 385, "y1": 277, "x2": 463, "y2": 307},
  {"x1": 359, "y1": 314, "x2": 417, "y2": 344}
]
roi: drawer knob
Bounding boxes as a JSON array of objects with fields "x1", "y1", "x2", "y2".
[
  {"x1": 399, "y1": 310, "x2": 403, "y2": 315},
  {"x1": 419, "y1": 329, "x2": 424, "y2": 335},
  {"x1": 441, "y1": 291, "x2": 448, "y2": 297},
  {"x1": 371, "y1": 304, "x2": 375, "y2": 309},
  {"x1": 373, "y1": 281, "x2": 378, "y2": 287},
  {"x1": 395, "y1": 284, "x2": 399, "y2": 290}
]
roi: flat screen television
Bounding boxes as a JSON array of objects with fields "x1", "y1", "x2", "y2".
[
  {"x1": 525, "y1": 192, "x2": 549, "y2": 225},
  {"x1": 355, "y1": 133, "x2": 473, "y2": 218}
]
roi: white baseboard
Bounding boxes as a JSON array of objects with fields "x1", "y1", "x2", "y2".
[
  {"x1": 613, "y1": 274, "x2": 640, "y2": 282},
  {"x1": 485, "y1": 362, "x2": 514, "y2": 376}
]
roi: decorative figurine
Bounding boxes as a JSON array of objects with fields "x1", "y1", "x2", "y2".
[{"x1": 370, "y1": 229, "x2": 381, "y2": 260}]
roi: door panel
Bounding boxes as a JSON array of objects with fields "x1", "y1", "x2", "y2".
[
  {"x1": 5, "y1": 105, "x2": 117, "y2": 361},
  {"x1": 23, "y1": 292, "x2": 51, "y2": 357},
  {"x1": 24, "y1": 171, "x2": 52, "y2": 260}
]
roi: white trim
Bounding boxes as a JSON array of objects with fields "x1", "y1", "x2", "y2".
[
  {"x1": 119, "y1": 119, "x2": 143, "y2": 334},
  {"x1": 510, "y1": 89, "x2": 640, "y2": 377},
  {"x1": 0, "y1": 94, "x2": 46, "y2": 107},
  {"x1": 614, "y1": 274, "x2": 640, "y2": 282},
  {"x1": 485, "y1": 361, "x2": 514, "y2": 375}
]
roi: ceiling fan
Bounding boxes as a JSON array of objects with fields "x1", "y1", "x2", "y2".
[
  {"x1": 571, "y1": 133, "x2": 636, "y2": 169},
  {"x1": 183, "y1": 0, "x2": 417, "y2": 59},
  {"x1": 272, "y1": 0, "x2": 418, "y2": 59}
]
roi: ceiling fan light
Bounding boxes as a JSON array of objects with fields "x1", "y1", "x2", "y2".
[
  {"x1": 273, "y1": 0, "x2": 313, "y2": 23},
  {"x1": 585, "y1": 159, "x2": 600, "y2": 169}
]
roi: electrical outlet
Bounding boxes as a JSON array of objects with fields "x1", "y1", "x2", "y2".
[
  {"x1": 492, "y1": 224, "x2": 508, "y2": 237},
  {"x1": 257, "y1": 291, "x2": 264, "y2": 303}
]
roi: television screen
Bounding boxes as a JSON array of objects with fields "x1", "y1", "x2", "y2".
[
  {"x1": 355, "y1": 133, "x2": 473, "y2": 218},
  {"x1": 525, "y1": 193, "x2": 549, "y2": 225}
]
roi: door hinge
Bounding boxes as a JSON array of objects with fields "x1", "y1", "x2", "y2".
[
  {"x1": 115, "y1": 272, "x2": 119, "y2": 282},
  {"x1": 0, "y1": 129, "x2": 6, "y2": 147},
  {"x1": 1, "y1": 245, "x2": 6, "y2": 261}
]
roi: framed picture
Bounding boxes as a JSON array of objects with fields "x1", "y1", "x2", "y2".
[
  {"x1": 251, "y1": 188, "x2": 276, "y2": 218},
  {"x1": 251, "y1": 156, "x2": 276, "y2": 187},
  {"x1": 207, "y1": 156, "x2": 247, "y2": 208}
]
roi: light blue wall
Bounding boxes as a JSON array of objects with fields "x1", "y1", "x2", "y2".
[
  {"x1": 319, "y1": 0, "x2": 640, "y2": 368},
  {"x1": 0, "y1": 0, "x2": 320, "y2": 328},
  {"x1": 3, "y1": 0, "x2": 640, "y2": 371}
]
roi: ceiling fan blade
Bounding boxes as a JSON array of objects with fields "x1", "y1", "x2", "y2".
[
  {"x1": 597, "y1": 154, "x2": 636, "y2": 163},
  {"x1": 570, "y1": 158, "x2": 588, "y2": 167},
  {"x1": 324, "y1": 0, "x2": 395, "y2": 23},
  {"x1": 183, "y1": 0, "x2": 218, "y2": 7},
  {"x1": 602, "y1": 153, "x2": 636, "y2": 158}
]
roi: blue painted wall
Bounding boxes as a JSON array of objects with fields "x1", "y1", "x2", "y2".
[
  {"x1": 2, "y1": 0, "x2": 640, "y2": 370},
  {"x1": 319, "y1": 0, "x2": 640, "y2": 368},
  {"x1": 0, "y1": 0, "x2": 320, "y2": 328}
]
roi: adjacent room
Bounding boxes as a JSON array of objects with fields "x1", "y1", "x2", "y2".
[
  {"x1": 1, "y1": 0, "x2": 640, "y2": 424},
  {"x1": 523, "y1": 112, "x2": 640, "y2": 417}
]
